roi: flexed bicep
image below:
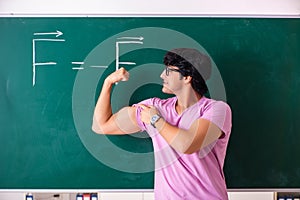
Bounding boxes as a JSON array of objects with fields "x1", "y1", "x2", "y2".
[
  {"x1": 114, "y1": 106, "x2": 141, "y2": 134},
  {"x1": 93, "y1": 106, "x2": 140, "y2": 135}
]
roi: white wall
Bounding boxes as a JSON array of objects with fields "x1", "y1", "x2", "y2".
[
  {"x1": 0, "y1": 0, "x2": 299, "y2": 16},
  {"x1": 0, "y1": 0, "x2": 298, "y2": 200}
]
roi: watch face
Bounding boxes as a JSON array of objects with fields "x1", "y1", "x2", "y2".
[
  {"x1": 151, "y1": 114, "x2": 161, "y2": 125},
  {"x1": 150, "y1": 114, "x2": 161, "y2": 128},
  {"x1": 151, "y1": 115, "x2": 159, "y2": 122}
]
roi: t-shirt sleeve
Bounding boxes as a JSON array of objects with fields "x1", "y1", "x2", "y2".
[
  {"x1": 201, "y1": 101, "x2": 232, "y2": 135},
  {"x1": 132, "y1": 98, "x2": 153, "y2": 131}
]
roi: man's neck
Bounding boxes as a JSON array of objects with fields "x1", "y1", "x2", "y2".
[{"x1": 175, "y1": 89, "x2": 202, "y2": 115}]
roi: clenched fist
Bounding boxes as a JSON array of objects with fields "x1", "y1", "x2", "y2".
[{"x1": 105, "y1": 67, "x2": 129, "y2": 85}]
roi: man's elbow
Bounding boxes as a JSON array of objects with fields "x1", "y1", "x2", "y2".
[
  {"x1": 92, "y1": 122, "x2": 103, "y2": 134},
  {"x1": 92, "y1": 117, "x2": 106, "y2": 134},
  {"x1": 92, "y1": 123, "x2": 102, "y2": 134}
]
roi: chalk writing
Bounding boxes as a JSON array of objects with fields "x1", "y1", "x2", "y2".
[
  {"x1": 32, "y1": 31, "x2": 65, "y2": 86},
  {"x1": 32, "y1": 31, "x2": 143, "y2": 86}
]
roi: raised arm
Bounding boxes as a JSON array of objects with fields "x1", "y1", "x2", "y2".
[{"x1": 92, "y1": 68, "x2": 141, "y2": 135}]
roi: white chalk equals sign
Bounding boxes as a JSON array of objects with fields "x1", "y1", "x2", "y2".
[
  {"x1": 117, "y1": 36, "x2": 144, "y2": 41},
  {"x1": 34, "y1": 30, "x2": 63, "y2": 37}
]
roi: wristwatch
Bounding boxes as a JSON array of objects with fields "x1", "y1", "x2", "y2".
[{"x1": 150, "y1": 114, "x2": 161, "y2": 128}]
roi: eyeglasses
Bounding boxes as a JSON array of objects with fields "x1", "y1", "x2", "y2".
[{"x1": 165, "y1": 67, "x2": 181, "y2": 76}]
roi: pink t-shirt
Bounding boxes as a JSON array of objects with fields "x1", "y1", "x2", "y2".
[{"x1": 134, "y1": 96, "x2": 232, "y2": 200}]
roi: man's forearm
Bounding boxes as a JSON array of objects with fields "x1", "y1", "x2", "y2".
[{"x1": 92, "y1": 79, "x2": 114, "y2": 132}]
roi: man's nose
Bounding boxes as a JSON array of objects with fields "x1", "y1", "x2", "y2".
[{"x1": 160, "y1": 69, "x2": 166, "y2": 79}]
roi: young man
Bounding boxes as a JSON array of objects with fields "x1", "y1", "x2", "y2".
[{"x1": 92, "y1": 48, "x2": 232, "y2": 199}]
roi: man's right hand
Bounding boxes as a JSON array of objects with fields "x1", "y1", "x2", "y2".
[{"x1": 105, "y1": 67, "x2": 130, "y2": 85}]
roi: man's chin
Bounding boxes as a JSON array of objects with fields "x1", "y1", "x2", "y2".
[{"x1": 162, "y1": 87, "x2": 173, "y2": 94}]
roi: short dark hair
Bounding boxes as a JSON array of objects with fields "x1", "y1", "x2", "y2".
[{"x1": 163, "y1": 48, "x2": 212, "y2": 96}]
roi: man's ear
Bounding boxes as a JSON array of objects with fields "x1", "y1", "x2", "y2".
[{"x1": 184, "y1": 76, "x2": 193, "y2": 84}]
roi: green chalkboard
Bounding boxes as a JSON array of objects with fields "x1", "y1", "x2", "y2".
[{"x1": 0, "y1": 17, "x2": 300, "y2": 189}]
